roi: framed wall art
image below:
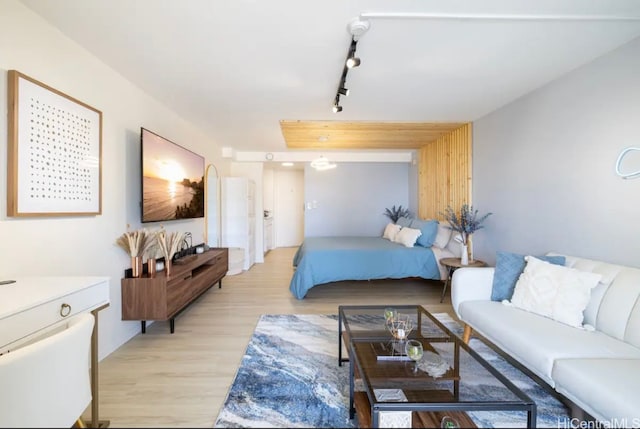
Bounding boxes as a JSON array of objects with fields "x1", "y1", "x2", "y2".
[{"x1": 7, "y1": 70, "x2": 102, "y2": 217}]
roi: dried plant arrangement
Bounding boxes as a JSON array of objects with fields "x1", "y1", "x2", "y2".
[
  {"x1": 156, "y1": 230, "x2": 185, "y2": 263},
  {"x1": 115, "y1": 229, "x2": 156, "y2": 257}
]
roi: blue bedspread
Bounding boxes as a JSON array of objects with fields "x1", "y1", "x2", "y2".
[{"x1": 289, "y1": 236, "x2": 440, "y2": 299}]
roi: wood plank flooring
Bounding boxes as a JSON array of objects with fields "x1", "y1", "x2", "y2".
[{"x1": 96, "y1": 247, "x2": 455, "y2": 427}]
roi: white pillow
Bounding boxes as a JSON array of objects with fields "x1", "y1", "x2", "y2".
[
  {"x1": 433, "y1": 222, "x2": 453, "y2": 249},
  {"x1": 382, "y1": 223, "x2": 401, "y2": 241},
  {"x1": 393, "y1": 227, "x2": 422, "y2": 248},
  {"x1": 510, "y1": 255, "x2": 602, "y2": 328}
]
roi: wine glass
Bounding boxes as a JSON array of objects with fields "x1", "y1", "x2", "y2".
[
  {"x1": 405, "y1": 339, "x2": 423, "y2": 373},
  {"x1": 440, "y1": 416, "x2": 460, "y2": 428}
]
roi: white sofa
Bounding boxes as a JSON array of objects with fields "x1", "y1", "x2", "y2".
[{"x1": 451, "y1": 253, "x2": 640, "y2": 425}]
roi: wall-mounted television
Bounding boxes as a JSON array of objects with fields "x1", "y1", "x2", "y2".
[{"x1": 140, "y1": 127, "x2": 205, "y2": 223}]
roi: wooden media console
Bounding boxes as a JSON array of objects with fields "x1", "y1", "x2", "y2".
[{"x1": 121, "y1": 248, "x2": 228, "y2": 333}]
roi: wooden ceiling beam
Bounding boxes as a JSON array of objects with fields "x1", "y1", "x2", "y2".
[{"x1": 280, "y1": 120, "x2": 467, "y2": 149}]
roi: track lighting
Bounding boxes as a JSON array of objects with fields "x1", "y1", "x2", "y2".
[
  {"x1": 329, "y1": 18, "x2": 369, "y2": 113},
  {"x1": 346, "y1": 56, "x2": 361, "y2": 68}
]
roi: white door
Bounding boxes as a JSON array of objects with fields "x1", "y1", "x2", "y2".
[{"x1": 274, "y1": 169, "x2": 304, "y2": 247}]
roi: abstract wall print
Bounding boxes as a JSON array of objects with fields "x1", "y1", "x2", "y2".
[{"x1": 7, "y1": 70, "x2": 102, "y2": 216}]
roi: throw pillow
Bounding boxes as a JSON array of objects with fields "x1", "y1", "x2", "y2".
[
  {"x1": 433, "y1": 222, "x2": 453, "y2": 249},
  {"x1": 491, "y1": 251, "x2": 566, "y2": 301},
  {"x1": 396, "y1": 216, "x2": 413, "y2": 228},
  {"x1": 382, "y1": 222, "x2": 401, "y2": 241},
  {"x1": 393, "y1": 227, "x2": 422, "y2": 248},
  {"x1": 510, "y1": 256, "x2": 602, "y2": 328},
  {"x1": 409, "y1": 219, "x2": 439, "y2": 247}
]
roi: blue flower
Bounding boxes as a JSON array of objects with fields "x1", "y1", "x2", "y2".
[{"x1": 442, "y1": 204, "x2": 492, "y2": 245}]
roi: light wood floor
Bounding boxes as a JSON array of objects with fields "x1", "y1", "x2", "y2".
[{"x1": 96, "y1": 247, "x2": 455, "y2": 428}]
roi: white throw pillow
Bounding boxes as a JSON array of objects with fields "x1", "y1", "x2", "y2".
[
  {"x1": 393, "y1": 227, "x2": 422, "y2": 248},
  {"x1": 510, "y1": 256, "x2": 602, "y2": 328},
  {"x1": 382, "y1": 223, "x2": 401, "y2": 241},
  {"x1": 433, "y1": 222, "x2": 453, "y2": 249}
]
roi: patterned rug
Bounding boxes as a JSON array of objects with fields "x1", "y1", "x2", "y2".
[{"x1": 214, "y1": 313, "x2": 570, "y2": 428}]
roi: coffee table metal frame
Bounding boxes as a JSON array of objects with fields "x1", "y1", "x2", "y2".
[{"x1": 338, "y1": 304, "x2": 537, "y2": 428}]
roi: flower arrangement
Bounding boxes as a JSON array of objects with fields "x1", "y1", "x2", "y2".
[
  {"x1": 383, "y1": 205, "x2": 411, "y2": 223},
  {"x1": 115, "y1": 229, "x2": 156, "y2": 257},
  {"x1": 156, "y1": 229, "x2": 185, "y2": 264},
  {"x1": 443, "y1": 204, "x2": 493, "y2": 245}
]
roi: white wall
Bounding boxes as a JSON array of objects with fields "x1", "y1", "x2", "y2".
[
  {"x1": 304, "y1": 162, "x2": 411, "y2": 237},
  {"x1": 0, "y1": 0, "x2": 229, "y2": 359},
  {"x1": 473, "y1": 36, "x2": 640, "y2": 267}
]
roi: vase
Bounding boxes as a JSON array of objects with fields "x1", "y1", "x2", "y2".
[
  {"x1": 460, "y1": 244, "x2": 469, "y2": 266},
  {"x1": 147, "y1": 258, "x2": 156, "y2": 277},
  {"x1": 131, "y1": 256, "x2": 143, "y2": 278},
  {"x1": 165, "y1": 259, "x2": 172, "y2": 277}
]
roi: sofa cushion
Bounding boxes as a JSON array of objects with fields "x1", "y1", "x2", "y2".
[
  {"x1": 552, "y1": 358, "x2": 640, "y2": 423},
  {"x1": 491, "y1": 251, "x2": 566, "y2": 302},
  {"x1": 458, "y1": 300, "x2": 640, "y2": 386},
  {"x1": 510, "y1": 256, "x2": 601, "y2": 328}
]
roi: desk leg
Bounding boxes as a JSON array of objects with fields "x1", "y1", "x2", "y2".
[{"x1": 90, "y1": 307, "x2": 110, "y2": 428}]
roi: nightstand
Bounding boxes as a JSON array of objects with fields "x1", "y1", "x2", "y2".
[{"x1": 440, "y1": 257, "x2": 487, "y2": 303}]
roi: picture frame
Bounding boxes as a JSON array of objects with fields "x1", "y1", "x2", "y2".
[{"x1": 7, "y1": 70, "x2": 102, "y2": 217}]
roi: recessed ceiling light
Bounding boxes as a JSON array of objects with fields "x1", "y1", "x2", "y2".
[
  {"x1": 281, "y1": 162, "x2": 294, "y2": 167},
  {"x1": 318, "y1": 136, "x2": 329, "y2": 142}
]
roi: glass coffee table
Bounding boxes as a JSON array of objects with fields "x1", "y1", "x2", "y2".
[{"x1": 338, "y1": 305, "x2": 537, "y2": 428}]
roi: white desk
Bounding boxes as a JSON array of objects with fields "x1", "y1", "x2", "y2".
[{"x1": 0, "y1": 276, "x2": 110, "y2": 428}]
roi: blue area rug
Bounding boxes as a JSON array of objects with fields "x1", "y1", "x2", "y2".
[{"x1": 214, "y1": 313, "x2": 570, "y2": 428}]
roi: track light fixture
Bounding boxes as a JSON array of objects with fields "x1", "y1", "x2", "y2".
[
  {"x1": 331, "y1": 38, "x2": 359, "y2": 113},
  {"x1": 346, "y1": 56, "x2": 361, "y2": 68},
  {"x1": 329, "y1": 18, "x2": 369, "y2": 113}
]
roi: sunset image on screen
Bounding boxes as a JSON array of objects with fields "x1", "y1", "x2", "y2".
[{"x1": 141, "y1": 129, "x2": 204, "y2": 222}]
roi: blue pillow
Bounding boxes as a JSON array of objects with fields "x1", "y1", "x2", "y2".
[
  {"x1": 396, "y1": 216, "x2": 413, "y2": 228},
  {"x1": 410, "y1": 219, "x2": 439, "y2": 247},
  {"x1": 491, "y1": 251, "x2": 566, "y2": 301}
]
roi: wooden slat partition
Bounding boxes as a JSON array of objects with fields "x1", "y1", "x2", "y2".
[{"x1": 418, "y1": 123, "x2": 472, "y2": 221}]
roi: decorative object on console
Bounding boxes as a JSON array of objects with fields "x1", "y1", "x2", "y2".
[
  {"x1": 115, "y1": 229, "x2": 156, "y2": 278},
  {"x1": 443, "y1": 204, "x2": 492, "y2": 265},
  {"x1": 156, "y1": 229, "x2": 185, "y2": 276},
  {"x1": 7, "y1": 70, "x2": 102, "y2": 217},
  {"x1": 383, "y1": 205, "x2": 411, "y2": 223}
]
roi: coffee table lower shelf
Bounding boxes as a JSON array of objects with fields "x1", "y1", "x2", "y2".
[{"x1": 353, "y1": 391, "x2": 477, "y2": 428}]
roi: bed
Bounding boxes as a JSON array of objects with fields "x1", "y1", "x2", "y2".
[{"x1": 289, "y1": 235, "x2": 455, "y2": 299}]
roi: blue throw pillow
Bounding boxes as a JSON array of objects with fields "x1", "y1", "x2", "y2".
[
  {"x1": 491, "y1": 251, "x2": 566, "y2": 301},
  {"x1": 410, "y1": 219, "x2": 439, "y2": 247},
  {"x1": 396, "y1": 216, "x2": 413, "y2": 228}
]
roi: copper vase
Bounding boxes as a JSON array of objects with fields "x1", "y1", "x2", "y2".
[
  {"x1": 131, "y1": 256, "x2": 143, "y2": 278},
  {"x1": 165, "y1": 259, "x2": 172, "y2": 277},
  {"x1": 147, "y1": 258, "x2": 156, "y2": 277}
]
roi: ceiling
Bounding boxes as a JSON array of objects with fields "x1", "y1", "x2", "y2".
[{"x1": 20, "y1": 0, "x2": 640, "y2": 156}]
